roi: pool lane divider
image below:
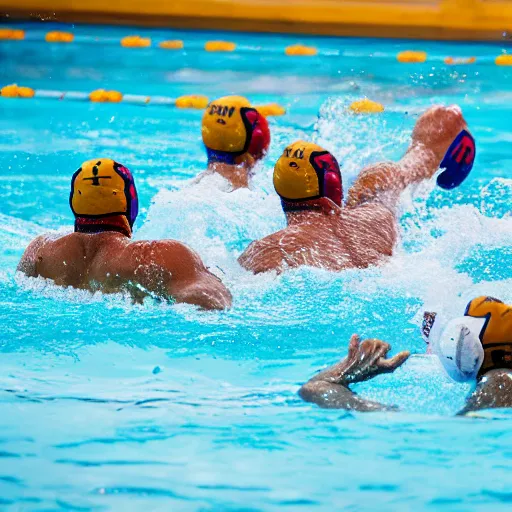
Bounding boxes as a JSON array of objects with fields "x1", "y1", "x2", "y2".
[
  {"x1": 0, "y1": 84, "x2": 287, "y2": 115},
  {"x1": 0, "y1": 84, "x2": 382, "y2": 115},
  {"x1": 1, "y1": 28, "x2": 510, "y2": 65}
]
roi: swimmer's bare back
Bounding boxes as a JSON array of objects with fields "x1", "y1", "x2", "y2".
[
  {"x1": 18, "y1": 231, "x2": 232, "y2": 310},
  {"x1": 238, "y1": 202, "x2": 396, "y2": 273},
  {"x1": 239, "y1": 105, "x2": 468, "y2": 274}
]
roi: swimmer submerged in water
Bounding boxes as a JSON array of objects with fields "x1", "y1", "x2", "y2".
[
  {"x1": 239, "y1": 105, "x2": 475, "y2": 273},
  {"x1": 17, "y1": 158, "x2": 232, "y2": 310},
  {"x1": 198, "y1": 95, "x2": 271, "y2": 190},
  {"x1": 300, "y1": 296, "x2": 512, "y2": 415}
]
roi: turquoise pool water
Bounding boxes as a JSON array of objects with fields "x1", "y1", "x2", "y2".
[{"x1": 1, "y1": 21, "x2": 512, "y2": 511}]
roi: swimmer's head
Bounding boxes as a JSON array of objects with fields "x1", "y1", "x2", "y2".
[
  {"x1": 202, "y1": 95, "x2": 270, "y2": 166},
  {"x1": 70, "y1": 158, "x2": 138, "y2": 237},
  {"x1": 433, "y1": 316, "x2": 486, "y2": 382},
  {"x1": 273, "y1": 141, "x2": 342, "y2": 211}
]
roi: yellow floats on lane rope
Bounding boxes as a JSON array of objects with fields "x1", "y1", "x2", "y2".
[
  {"x1": 397, "y1": 51, "x2": 427, "y2": 63},
  {"x1": 204, "y1": 41, "x2": 236, "y2": 52},
  {"x1": 89, "y1": 89, "x2": 123, "y2": 103},
  {"x1": 285, "y1": 44, "x2": 318, "y2": 56},
  {"x1": 121, "y1": 35, "x2": 151, "y2": 48},
  {"x1": 495, "y1": 55, "x2": 512, "y2": 66},
  {"x1": 445, "y1": 56, "x2": 476, "y2": 65},
  {"x1": 159, "y1": 40, "x2": 184, "y2": 50},
  {"x1": 0, "y1": 85, "x2": 286, "y2": 115},
  {"x1": 0, "y1": 27, "x2": 508, "y2": 68},
  {"x1": 45, "y1": 31, "x2": 74, "y2": 43},
  {"x1": 175, "y1": 95, "x2": 209, "y2": 109},
  {"x1": 0, "y1": 84, "x2": 35, "y2": 98},
  {"x1": 256, "y1": 103, "x2": 286, "y2": 117},
  {"x1": 0, "y1": 28, "x2": 25, "y2": 40},
  {"x1": 349, "y1": 98, "x2": 384, "y2": 114}
]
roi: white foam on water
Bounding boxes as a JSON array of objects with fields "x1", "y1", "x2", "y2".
[
  {"x1": 135, "y1": 172, "x2": 284, "y2": 271},
  {"x1": 314, "y1": 97, "x2": 411, "y2": 186}
]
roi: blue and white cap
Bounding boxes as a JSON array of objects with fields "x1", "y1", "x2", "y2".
[{"x1": 432, "y1": 316, "x2": 485, "y2": 382}]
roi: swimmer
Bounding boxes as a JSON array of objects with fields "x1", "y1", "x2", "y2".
[
  {"x1": 239, "y1": 105, "x2": 475, "y2": 273},
  {"x1": 17, "y1": 159, "x2": 232, "y2": 310},
  {"x1": 426, "y1": 296, "x2": 512, "y2": 414},
  {"x1": 300, "y1": 296, "x2": 512, "y2": 414},
  {"x1": 198, "y1": 95, "x2": 271, "y2": 189}
]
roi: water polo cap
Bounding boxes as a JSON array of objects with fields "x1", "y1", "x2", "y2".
[
  {"x1": 202, "y1": 95, "x2": 270, "y2": 165},
  {"x1": 433, "y1": 316, "x2": 486, "y2": 382},
  {"x1": 437, "y1": 129, "x2": 476, "y2": 190},
  {"x1": 273, "y1": 141, "x2": 342, "y2": 211},
  {"x1": 464, "y1": 296, "x2": 512, "y2": 376},
  {"x1": 70, "y1": 158, "x2": 138, "y2": 237}
]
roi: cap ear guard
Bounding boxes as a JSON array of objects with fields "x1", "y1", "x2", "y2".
[
  {"x1": 311, "y1": 151, "x2": 342, "y2": 206},
  {"x1": 243, "y1": 108, "x2": 270, "y2": 161},
  {"x1": 432, "y1": 317, "x2": 486, "y2": 382},
  {"x1": 113, "y1": 162, "x2": 138, "y2": 228},
  {"x1": 205, "y1": 147, "x2": 237, "y2": 165}
]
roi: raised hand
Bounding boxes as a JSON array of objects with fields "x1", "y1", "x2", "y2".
[
  {"x1": 338, "y1": 334, "x2": 410, "y2": 384},
  {"x1": 300, "y1": 335, "x2": 409, "y2": 411}
]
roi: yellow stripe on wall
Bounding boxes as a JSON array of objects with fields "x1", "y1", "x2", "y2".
[{"x1": 1, "y1": 0, "x2": 512, "y2": 41}]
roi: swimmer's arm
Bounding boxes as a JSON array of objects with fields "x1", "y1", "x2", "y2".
[
  {"x1": 457, "y1": 370, "x2": 512, "y2": 415},
  {"x1": 17, "y1": 235, "x2": 46, "y2": 277},
  {"x1": 299, "y1": 335, "x2": 409, "y2": 412},
  {"x1": 131, "y1": 241, "x2": 232, "y2": 310},
  {"x1": 346, "y1": 144, "x2": 439, "y2": 208},
  {"x1": 169, "y1": 270, "x2": 232, "y2": 311}
]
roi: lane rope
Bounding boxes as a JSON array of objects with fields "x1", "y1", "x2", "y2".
[
  {"x1": 0, "y1": 84, "x2": 287, "y2": 114},
  {"x1": 0, "y1": 28, "x2": 507, "y2": 64}
]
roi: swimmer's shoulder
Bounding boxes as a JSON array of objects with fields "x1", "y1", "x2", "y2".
[
  {"x1": 239, "y1": 227, "x2": 310, "y2": 274},
  {"x1": 123, "y1": 238, "x2": 206, "y2": 273},
  {"x1": 18, "y1": 232, "x2": 74, "y2": 275},
  {"x1": 18, "y1": 232, "x2": 90, "y2": 282},
  {"x1": 346, "y1": 161, "x2": 401, "y2": 208}
]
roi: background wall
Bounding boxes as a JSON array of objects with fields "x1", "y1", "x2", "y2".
[{"x1": 1, "y1": 0, "x2": 512, "y2": 40}]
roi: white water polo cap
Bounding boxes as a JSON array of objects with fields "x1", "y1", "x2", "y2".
[{"x1": 434, "y1": 316, "x2": 486, "y2": 382}]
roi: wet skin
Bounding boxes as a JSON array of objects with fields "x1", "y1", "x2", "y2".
[
  {"x1": 195, "y1": 154, "x2": 256, "y2": 190},
  {"x1": 18, "y1": 231, "x2": 232, "y2": 310},
  {"x1": 239, "y1": 105, "x2": 468, "y2": 274},
  {"x1": 300, "y1": 337, "x2": 512, "y2": 415}
]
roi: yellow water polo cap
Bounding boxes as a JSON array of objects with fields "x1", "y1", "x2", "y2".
[
  {"x1": 70, "y1": 158, "x2": 138, "y2": 236},
  {"x1": 273, "y1": 141, "x2": 342, "y2": 210},
  {"x1": 202, "y1": 95, "x2": 270, "y2": 164},
  {"x1": 465, "y1": 296, "x2": 512, "y2": 375}
]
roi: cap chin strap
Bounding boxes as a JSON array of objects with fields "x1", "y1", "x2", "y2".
[
  {"x1": 206, "y1": 147, "x2": 238, "y2": 165},
  {"x1": 281, "y1": 197, "x2": 339, "y2": 213},
  {"x1": 74, "y1": 215, "x2": 132, "y2": 238}
]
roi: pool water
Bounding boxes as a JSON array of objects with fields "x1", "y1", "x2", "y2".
[{"x1": 1, "y1": 21, "x2": 512, "y2": 511}]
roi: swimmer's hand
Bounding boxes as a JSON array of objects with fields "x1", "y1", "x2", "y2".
[
  {"x1": 331, "y1": 334, "x2": 410, "y2": 385},
  {"x1": 299, "y1": 335, "x2": 409, "y2": 412}
]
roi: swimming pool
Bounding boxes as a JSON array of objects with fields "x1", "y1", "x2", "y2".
[{"x1": 2, "y1": 21, "x2": 512, "y2": 511}]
